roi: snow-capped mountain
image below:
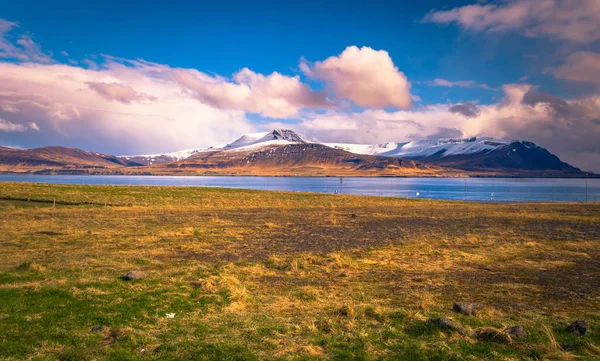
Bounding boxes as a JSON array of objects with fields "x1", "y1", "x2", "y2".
[
  {"x1": 116, "y1": 129, "x2": 583, "y2": 174},
  {"x1": 326, "y1": 137, "x2": 511, "y2": 159},
  {"x1": 328, "y1": 137, "x2": 580, "y2": 173},
  {"x1": 221, "y1": 129, "x2": 309, "y2": 150},
  {"x1": 1, "y1": 129, "x2": 588, "y2": 176},
  {"x1": 118, "y1": 129, "x2": 309, "y2": 165}
]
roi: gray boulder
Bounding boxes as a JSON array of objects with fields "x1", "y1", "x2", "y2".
[
  {"x1": 453, "y1": 302, "x2": 483, "y2": 315},
  {"x1": 122, "y1": 271, "x2": 146, "y2": 281},
  {"x1": 504, "y1": 325, "x2": 527, "y2": 340},
  {"x1": 427, "y1": 317, "x2": 475, "y2": 337}
]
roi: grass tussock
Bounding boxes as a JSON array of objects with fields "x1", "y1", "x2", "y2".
[{"x1": 0, "y1": 182, "x2": 598, "y2": 360}]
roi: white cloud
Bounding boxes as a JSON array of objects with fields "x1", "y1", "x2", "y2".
[
  {"x1": 171, "y1": 67, "x2": 329, "y2": 118},
  {"x1": 423, "y1": 0, "x2": 600, "y2": 43},
  {"x1": 302, "y1": 46, "x2": 413, "y2": 109},
  {"x1": 0, "y1": 61, "x2": 254, "y2": 154},
  {"x1": 426, "y1": 78, "x2": 492, "y2": 89},
  {"x1": 0, "y1": 118, "x2": 28, "y2": 132}
]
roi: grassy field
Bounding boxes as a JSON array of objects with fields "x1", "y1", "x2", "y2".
[{"x1": 0, "y1": 182, "x2": 598, "y2": 360}]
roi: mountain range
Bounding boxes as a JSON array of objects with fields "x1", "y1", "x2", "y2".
[{"x1": 0, "y1": 129, "x2": 593, "y2": 177}]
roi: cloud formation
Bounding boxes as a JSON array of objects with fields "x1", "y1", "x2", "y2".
[
  {"x1": 553, "y1": 51, "x2": 600, "y2": 89},
  {"x1": 0, "y1": 19, "x2": 52, "y2": 62},
  {"x1": 171, "y1": 67, "x2": 329, "y2": 118},
  {"x1": 0, "y1": 60, "x2": 254, "y2": 154},
  {"x1": 0, "y1": 118, "x2": 28, "y2": 132},
  {"x1": 87, "y1": 82, "x2": 158, "y2": 104},
  {"x1": 302, "y1": 46, "x2": 412, "y2": 109},
  {"x1": 427, "y1": 78, "x2": 492, "y2": 90},
  {"x1": 449, "y1": 102, "x2": 481, "y2": 117},
  {"x1": 423, "y1": 0, "x2": 600, "y2": 43},
  {"x1": 0, "y1": 17, "x2": 598, "y2": 172}
]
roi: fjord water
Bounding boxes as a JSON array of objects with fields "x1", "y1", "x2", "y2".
[{"x1": 1, "y1": 175, "x2": 598, "y2": 202}]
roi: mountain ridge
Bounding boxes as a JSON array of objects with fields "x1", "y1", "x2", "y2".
[{"x1": 0, "y1": 129, "x2": 594, "y2": 177}]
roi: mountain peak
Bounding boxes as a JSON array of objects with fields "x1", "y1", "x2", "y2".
[
  {"x1": 269, "y1": 129, "x2": 308, "y2": 143},
  {"x1": 223, "y1": 129, "x2": 308, "y2": 150}
]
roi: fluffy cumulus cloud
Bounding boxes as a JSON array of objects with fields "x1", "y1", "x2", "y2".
[
  {"x1": 301, "y1": 46, "x2": 412, "y2": 109},
  {"x1": 171, "y1": 67, "x2": 329, "y2": 118},
  {"x1": 423, "y1": 0, "x2": 600, "y2": 43},
  {"x1": 283, "y1": 84, "x2": 600, "y2": 172}
]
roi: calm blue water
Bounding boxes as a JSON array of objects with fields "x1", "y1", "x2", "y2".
[{"x1": 0, "y1": 175, "x2": 598, "y2": 202}]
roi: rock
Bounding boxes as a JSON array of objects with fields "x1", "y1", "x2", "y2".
[
  {"x1": 91, "y1": 325, "x2": 103, "y2": 332},
  {"x1": 427, "y1": 317, "x2": 475, "y2": 337},
  {"x1": 504, "y1": 326, "x2": 527, "y2": 340},
  {"x1": 350, "y1": 214, "x2": 357, "y2": 218},
  {"x1": 477, "y1": 327, "x2": 513, "y2": 344},
  {"x1": 453, "y1": 302, "x2": 483, "y2": 315},
  {"x1": 566, "y1": 320, "x2": 587, "y2": 336},
  {"x1": 122, "y1": 271, "x2": 146, "y2": 281}
]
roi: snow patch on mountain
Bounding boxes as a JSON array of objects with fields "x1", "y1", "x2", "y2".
[
  {"x1": 326, "y1": 137, "x2": 513, "y2": 159},
  {"x1": 223, "y1": 129, "x2": 309, "y2": 150}
]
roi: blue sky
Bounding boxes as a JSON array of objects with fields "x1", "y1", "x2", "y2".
[
  {"x1": 1, "y1": 0, "x2": 599, "y2": 171},
  {"x1": 1, "y1": 0, "x2": 568, "y2": 104}
]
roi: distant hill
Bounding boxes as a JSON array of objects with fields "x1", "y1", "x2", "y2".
[{"x1": 0, "y1": 146, "x2": 141, "y2": 173}]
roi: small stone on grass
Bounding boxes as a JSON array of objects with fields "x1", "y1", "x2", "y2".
[
  {"x1": 504, "y1": 325, "x2": 527, "y2": 340},
  {"x1": 427, "y1": 317, "x2": 475, "y2": 337},
  {"x1": 566, "y1": 320, "x2": 587, "y2": 336},
  {"x1": 122, "y1": 271, "x2": 146, "y2": 281},
  {"x1": 453, "y1": 302, "x2": 482, "y2": 315}
]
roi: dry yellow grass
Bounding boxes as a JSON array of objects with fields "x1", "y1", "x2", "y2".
[{"x1": 0, "y1": 182, "x2": 598, "y2": 360}]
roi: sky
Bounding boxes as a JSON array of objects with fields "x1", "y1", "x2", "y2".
[{"x1": 0, "y1": 0, "x2": 599, "y2": 172}]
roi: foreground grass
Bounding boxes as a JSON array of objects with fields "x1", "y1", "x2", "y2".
[{"x1": 0, "y1": 182, "x2": 599, "y2": 360}]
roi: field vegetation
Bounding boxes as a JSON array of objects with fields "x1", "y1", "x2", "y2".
[{"x1": 0, "y1": 182, "x2": 598, "y2": 360}]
